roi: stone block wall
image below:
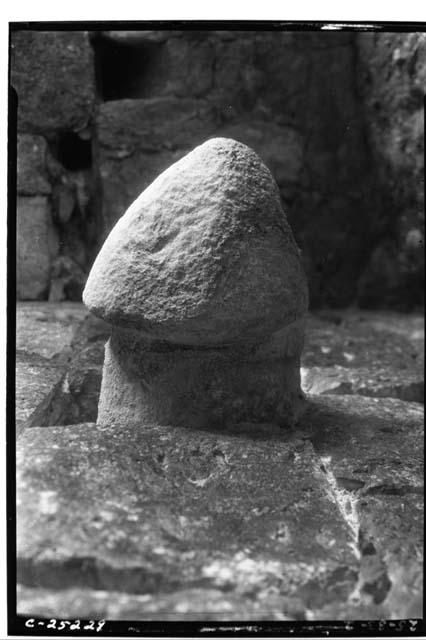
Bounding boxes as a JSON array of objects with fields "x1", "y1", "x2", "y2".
[
  {"x1": 356, "y1": 32, "x2": 425, "y2": 309},
  {"x1": 12, "y1": 30, "x2": 99, "y2": 301},
  {"x1": 11, "y1": 28, "x2": 425, "y2": 309}
]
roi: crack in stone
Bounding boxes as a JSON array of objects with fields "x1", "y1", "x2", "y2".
[
  {"x1": 318, "y1": 455, "x2": 361, "y2": 561},
  {"x1": 315, "y1": 454, "x2": 394, "y2": 608}
]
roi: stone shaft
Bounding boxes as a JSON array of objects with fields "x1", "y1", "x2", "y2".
[{"x1": 97, "y1": 322, "x2": 305, "y2": 430}]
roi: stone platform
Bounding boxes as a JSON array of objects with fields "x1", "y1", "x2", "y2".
[{"x1": 15, "y1": 303, "x2": 424, "y2": 620}]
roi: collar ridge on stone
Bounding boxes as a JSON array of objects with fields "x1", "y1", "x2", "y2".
[{"x1": 83, "y1": 137, "x2": 308, "y2": 347}]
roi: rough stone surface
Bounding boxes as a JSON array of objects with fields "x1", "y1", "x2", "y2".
[
  {"x1": 303, "y1": 310, "x2": 424, "y2": 372},
  {"x1": 49, "y1": 256, "x2": 88, "y2": 303},
  {"x1": 17, "y1": 196, "x2": 55, "y2": 300},
  {"x1": 302, "y1": 366, "x2": 424, "y2": 404},
  {"x1": 356, "y1": 33, "x2": 425, "y2": 310},
  {"x1": 24, "y1": 306, "x2": 423, "y2": 430},
  {"x1": 15, "y1": 303, "x2": 89, "y2": 436},
  {"x1": 15, "y1": 355, "x2": 65, "y2": 437},
  {"x1": 16, "y1": 302, "x2": 89, "y2": 360},
  {"x1": 41, "y1": 315, "x2": 110, "y2": 426},
  {"x1": 10, "y1": 30, "x2": 95, "y2": 134},
  {"x1": 302, "y1": 311, "x2": 424, "y2": 403},
  {"x1": 16, "y1": 421, "x2": 357, "y2": 620},
  {"x1": 11, "y1": 30, "x2": 424, "y2": 309},
  {"x1": 92, "y1": 32, "x2": 377, "y2": 310},
  {"x1": 97, "y1": 321, "x2": 305, "y2": 430},
  {"x1": 36, "y1": 307, "x2": 424, "y2": 427},
  {"x1": 16, "y1": 393, "x2": 423, "y2": 620},
  {"x1": 84, "y1": 137, "x2": 308, "y2": 344},
  {"x1": 84, "y1": 138, "x2": 308, "y2": 429},
  {"x1": 95, "y1": 98, "x2": 217, "y2": 230},
  {"x1": 101, "y1": 30, "x2": 179, "y2": 44},
  {"x1": 302, "y1": 394, "x2": 423, "y2": 620},
  {"x1": 17, "y1": 134, "x2": 51, "y2": 195},
  {"x1": 16, "y1": 584, "x2": 295, "y2": 620}
]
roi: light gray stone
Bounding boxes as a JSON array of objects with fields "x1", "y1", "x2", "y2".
[
  {"x1": 17, "y1": 134, "x2": 51, "y2": 195},
  {"x1": 16, "y1": 420, "x2": 357, "y2": 619},
  {"x1": 11, "y1": 30, "x2": 95, "y2": 134},
  {"x1": 17, "y1": 196, "x2": 52, "y2": 300},
  {"x1": 84, "y1": 138, "x2": 308, "y2": 428},
  {"x1": 16, "y1": 394, "x2": 423, "y2": 620},
  {"x1": 301, "y1": 365, "x2": 423, "y2": 403},
  {"x1": 15, "y1": 302, "x2": 90, "y2": 436},
  {"x1": 84, "y1": 137, "x2": 308, "y2": 344}
]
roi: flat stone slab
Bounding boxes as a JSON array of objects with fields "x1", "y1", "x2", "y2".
[
  {"x1": 302, "y1": 311, "x2": 424, "y2": 404},
  {"x1": 301, "y1": 365, "x2": 423, "y2": 403},
  {"x1": 302, "y1": 394, "x2": 423, "y2": 620},
  {"x1": 304, "y1": 310, "x2": 424, "y2": 371},
  {"x1": 17, "y1": 302, "x2": 89, "y2": 361},
  {"x1": 16, "y1": 303, "x2": 89, "y2": 436},
  {"x1": 35, "y1": 314, "x2": 111, "y2": 426},
  {"x1": 16, "y1": 585, "x2": 297, "y2": 621},
  {"x1": 17, "y1": 394, "x2": 423, "y2": 620},
  {"x1": 15, "y1": 354, "x2": 64, "y2": 437},
  {"x1": 17, "y1": 420, "x2": 358, "y2": 620}
]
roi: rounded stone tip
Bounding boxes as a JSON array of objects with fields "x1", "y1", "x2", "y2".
[{"x1": 83, "y1": 137, "x2": 308, "y2": 345}]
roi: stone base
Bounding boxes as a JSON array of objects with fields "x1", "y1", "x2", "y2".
[{"x1": 97, "y1": 322, "x2": 305, "y2": 430}]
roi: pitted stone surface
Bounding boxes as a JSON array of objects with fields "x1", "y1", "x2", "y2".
[
  {"x1": 17, "y1": 420, "x2": 358, "y2": 619},
  {"x1": 83, "y1": 137, "x2": 308, "y2": 345},
  {"x1": 17, "y1": 196, "x2": 53, "y2": 300},
  {"x1": 16, "y1": 393, "x2": 423, "y2": 620},
  {"x1": 301, "y1": 365, "x2": 423, "y2": 403},
  {"x1": 16, "y1": 585, "x2": 296, "y2": 621},
  {"x1": 302, "y1": 394, "x2": 423, "y2": 620},
  {"x1": 303, "y1": 311, "x2": 424, "y2": 371},
  {"x1": 16, "y1": 303, "x2": 90, "y2": 436}
]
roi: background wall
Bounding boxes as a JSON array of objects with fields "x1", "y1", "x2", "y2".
[{"x1": 11, "y1": 28, "x2": 425, "y2": 310}]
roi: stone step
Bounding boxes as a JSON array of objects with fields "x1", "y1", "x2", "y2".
[{"x1": 16, "y1": 394, "x2": 423, "y2": 620}]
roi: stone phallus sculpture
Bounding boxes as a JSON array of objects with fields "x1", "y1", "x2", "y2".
[{"x1": 83, "y1": 138, "x2": 309, "y2": 430}]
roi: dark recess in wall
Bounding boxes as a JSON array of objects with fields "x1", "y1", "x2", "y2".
[
  {"x1": 54, "y1": 131, "x2": 92, "y2": 171},
  {"x1": 91, "y1": 34, "x2": 161, "y2": 101}
]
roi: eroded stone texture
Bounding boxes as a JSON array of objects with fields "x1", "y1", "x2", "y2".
[
  {"x1": 11, "y1": 30, "x2": 95, "y2": 134},
  {"x1": 39, "y1": 315, "x2": 111, "y2": 426},
  {"x1": 16, "y1": 303, "x2": 89, "y2": 436},
  {"x1": 92, "y1": 31, "x2": 384, "y2": 310},
  {"x1": 17, "y1": 134, "x2": 51, "y2": 196},
  {"x1": 30, "y1": 307, "x2": 424, "y2": 428},
  {"x1": 302, "y1": 312, "x2": 424, "y2": 403},
  {"x1": 84, "y1": 138, "x2": 308, "y2": 428},
  {"x1": 97, "y1": 321, "x2": 305, "y2": 429},
  {"x1": 302, "y1": 394, "x2": 423, "y2": 620},
  {"x1": 356, "y1": 33, "x2": 425, "y2": 309},
  {"x1": 16, "y1": 394, "x2": 423, "y2": 620},
  {"x1": 96, "y1": 98, "x2": 217, "y2": 229},
  {"x1": 85, "y1": 138, "x2": 308, "y2": 344},
  {"x1": 15, "y1": 355, "x2": 64, "y2": 437},
  {"x1": 16, "y1": 420, "x2": 358, "y2": 620},
  {"x1": 302, "y1": 366, "x2": 423, "y2": 403},
  {"x1": 304, "y1": 310, "x2": 424, "y2": 372},
  {"x1": 17, "y1": 196, "x2": 55, "y2": 300},
  {"x1": 10, "y1": 30, "x2": 425, "y2": 309},
  {"x1": 16, "y1": 302, "x2": 89, "y2": 360},
  {"x1": 16, "y1": 585, "x2": 294, "y2": 621}
]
